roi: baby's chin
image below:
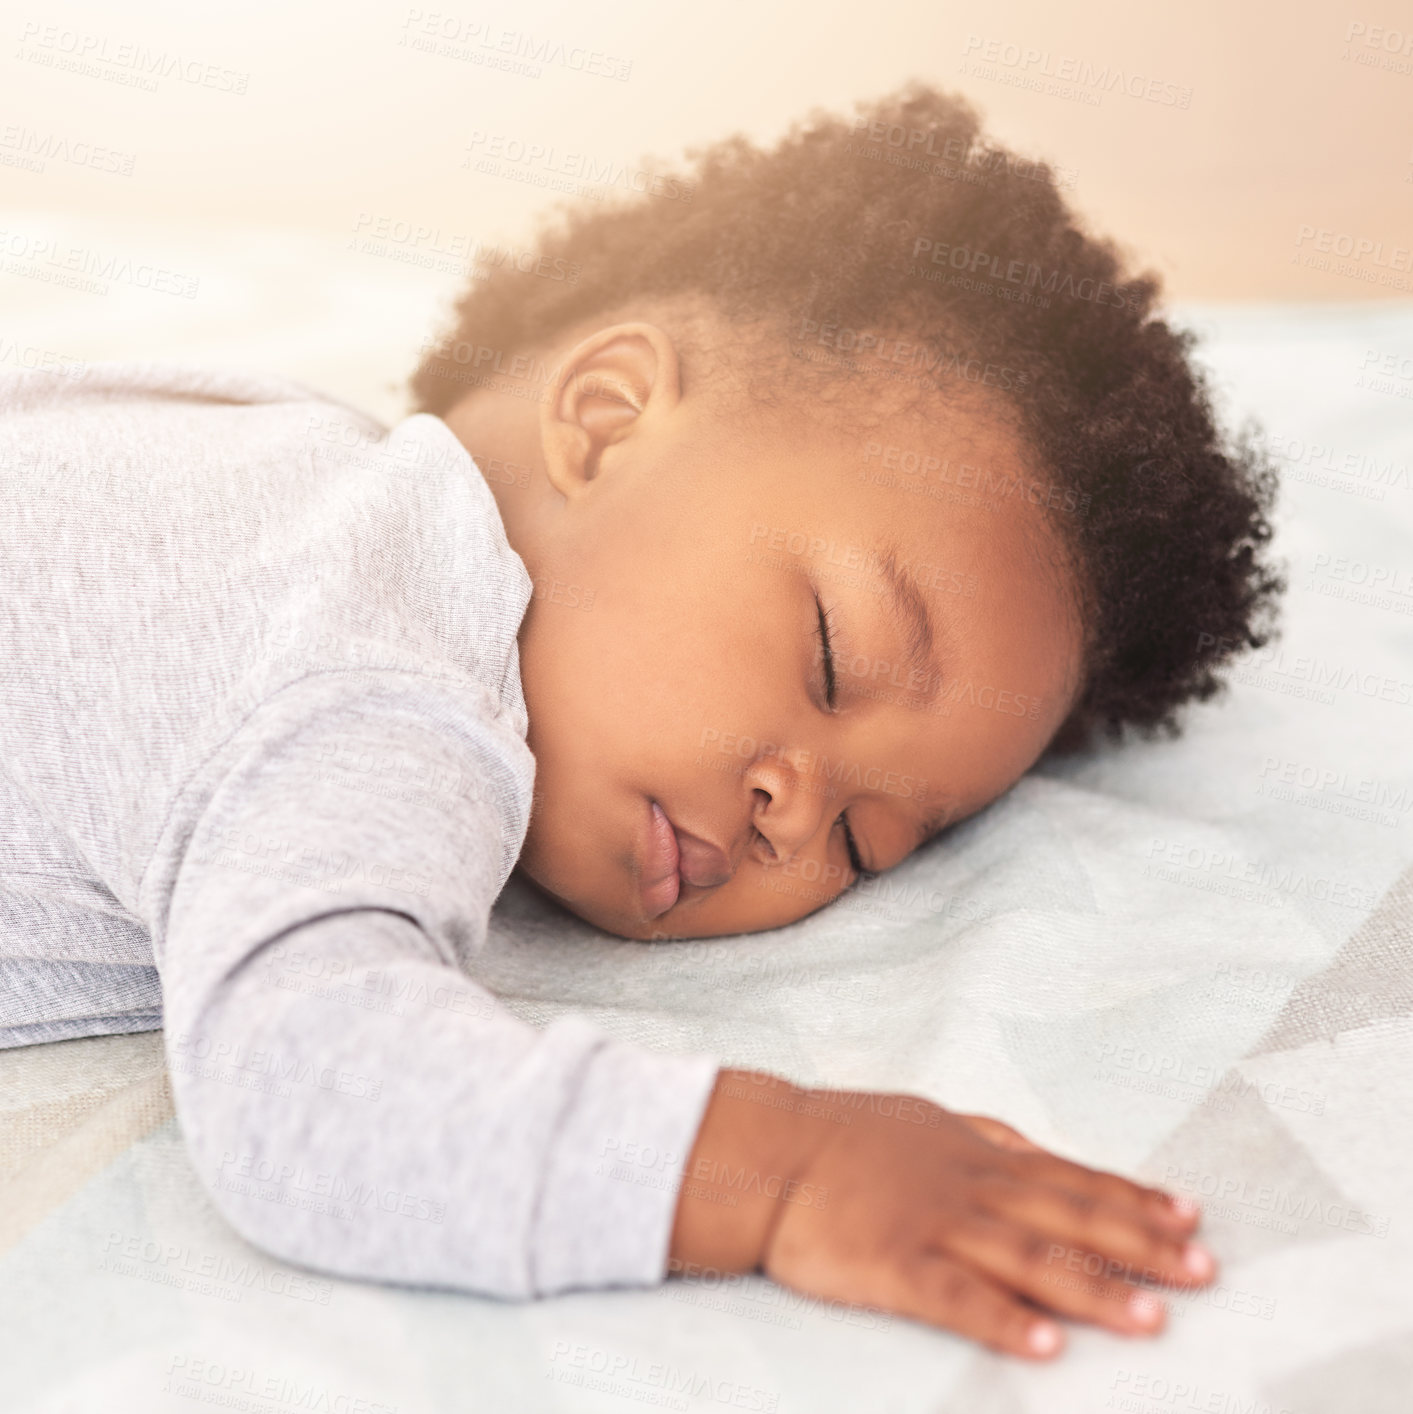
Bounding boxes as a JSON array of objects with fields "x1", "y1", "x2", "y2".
[{"x1": 513, "y1": 861, "x2": 768, "y2": 942}]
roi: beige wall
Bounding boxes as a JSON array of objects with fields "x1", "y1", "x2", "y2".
[{"x1": 3, "y1": 0, "x2": 1409, "y2": 414}]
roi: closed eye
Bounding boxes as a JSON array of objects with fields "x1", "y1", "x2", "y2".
[
  {"x1": 813, "y1": 591, "x2": 877, "y2": 883},
  {"x1": 814, "y1": 593, "x2": 839, "y2": 707},
  {"x1": 839, "y1": 813, "x2": 877, "y2": 882}
]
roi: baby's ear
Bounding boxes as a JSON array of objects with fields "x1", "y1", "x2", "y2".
[{"x1": 539, "y1": 323, "x2": 681, "y2": 494}]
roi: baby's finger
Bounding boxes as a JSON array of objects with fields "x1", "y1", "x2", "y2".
[
  {"x1": 894, "y1": 1252, "x2": 1065, "y2": 1360},
  {"x1": 1000, "y1": 1181, "x2": 1216, "y2": 1290},
  {"x1": 941, "y1": 1216, "x2": 1168, "y2": 1336},
  {"x1": 1019, "y1": 1152, "x2": 1204, "y2": 1237},
  {"x1": 1150, "y1": 1190, "x2": 1203, "y2": 1234}
]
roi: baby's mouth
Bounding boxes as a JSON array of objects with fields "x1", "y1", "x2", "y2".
[
  {"x1": 640, "y1": 801, "x2": 735, "y2": 919},
  {"x1": 640, "y1": 800, "x2": 681, "y2": 919}
]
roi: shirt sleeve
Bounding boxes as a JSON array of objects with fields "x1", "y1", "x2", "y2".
[{"x1": 149, "y1": 668, "x2": 720, "y2": 1298}]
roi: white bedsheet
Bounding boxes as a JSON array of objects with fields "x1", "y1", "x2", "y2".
[{"x1": 2, "y1": 300, "x2": 1411, "y2": 1414}]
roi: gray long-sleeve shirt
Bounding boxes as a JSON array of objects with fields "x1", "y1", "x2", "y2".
[{"x1": 0, "y1": 363, "x2": 719, "y2": 1296}]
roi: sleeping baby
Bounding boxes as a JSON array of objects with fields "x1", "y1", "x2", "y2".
[{"x1": 0, "y1": 83, "x2": 1283, "y2": 1359}]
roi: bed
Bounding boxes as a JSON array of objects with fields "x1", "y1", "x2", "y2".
[{"x1": 3, "y1": 301, "x2": 1411, "y2": 1413}]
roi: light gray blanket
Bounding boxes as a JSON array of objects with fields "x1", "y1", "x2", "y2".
[{"x1": 2, "y1": 302, "x2": 1410, "y2": 1413}]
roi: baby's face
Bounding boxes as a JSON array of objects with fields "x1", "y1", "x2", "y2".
[{"x1": 447, "y1": 323, "x2": 1083, "y2": 940}]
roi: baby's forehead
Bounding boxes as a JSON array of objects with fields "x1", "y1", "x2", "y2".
[
  {"x1": 774, "y1": 375, "x2": 1031, "y2": 471},
  {"x1": 774, "y1": 404, "x2": 1052, "y2": 548},
  {"x1": 703, "y1": 369, "x2": 1068, "y2": 599},
  {"x1": 775, "y1": 400, "x2": 1086, "y2": 680}
]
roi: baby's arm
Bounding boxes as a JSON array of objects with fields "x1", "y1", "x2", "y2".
[
  {"x1": 155, "y1": 670, "x2": 716, "y2": 1295},
  {"x1": 155, "y1": 669, "x2": 1212, "y2": 1348}
]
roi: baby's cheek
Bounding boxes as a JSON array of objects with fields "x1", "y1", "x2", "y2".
[{"x1": 697, "y1": 863, "x2": 845, "y2": 936}]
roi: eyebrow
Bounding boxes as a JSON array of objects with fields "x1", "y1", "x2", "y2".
[
  {"x1": 876, "y1": 541, "x2": 944, "y2": 708},
  {"x1": 874, "y1": 540, "x2": 953, "y2": 853},
  {"x1": 910, "y1": 797, "x2": 954, "y2": 851}
]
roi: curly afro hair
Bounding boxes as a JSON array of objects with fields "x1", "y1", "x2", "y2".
[{"x1": 410, "y1": 82, "x2": 1285, "y2": 751}]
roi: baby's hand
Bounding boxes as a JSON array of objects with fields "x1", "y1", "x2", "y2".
[{"x1": 670, "y1": 1071, "x2": 1213, "y2": 1359}]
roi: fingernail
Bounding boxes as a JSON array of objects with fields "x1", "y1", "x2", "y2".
[
  {"x1": 1128, "y1": 1291, "x2": 1164, "y2": 1328},
  {"x1": 1027, "y1": 1320, "x2": 1063, "y2": 1357},
  {"x1": 1182, "y1": 1242, "x2": 1215, "y2": 1280},
  {"x1": 1168, "y1": 1194, "x2": 1200, "y2": 1221}
]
